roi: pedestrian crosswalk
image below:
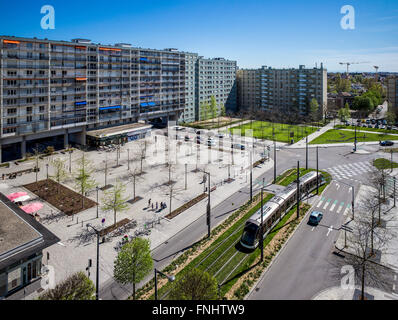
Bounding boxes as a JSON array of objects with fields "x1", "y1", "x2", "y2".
[
  {"x1": 326, "y1": 161, "x2": 373, "y2": 181},
  {"x1": 315, "y1": 196, "x2": 352, "y2": 214}
]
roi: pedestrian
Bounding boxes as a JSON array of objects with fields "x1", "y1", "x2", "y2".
[
  {"x1": 156, "y1": 202, "x2": 158, "y2": 210},
  {"x1": 152, "y1": 203, "x2": 154, "y2": 210}
]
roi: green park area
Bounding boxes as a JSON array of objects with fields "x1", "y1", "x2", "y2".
[
  {"x1": 229, "y1": 121, "x2": 318, "y2": 143},
  {"x1": 335, "y1": 124, "x2": 398, "y2": 135},
  {"x1": 373, "y1": 158, "x2": 398, "y2": 170},
  {"x1": 310, "y1": 129, "x2": 398, "y2": 145}
]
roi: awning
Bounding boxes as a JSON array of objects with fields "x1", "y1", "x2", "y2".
[
  {"x1": 7, "y1": 192, "x2": 28, "y2": 201},
  {"x1": 21, "y1": 202, "x2": 43, "y2": 214},
  {"x1": 13, "y1": 195, "x2": 31, "y2": 203}
]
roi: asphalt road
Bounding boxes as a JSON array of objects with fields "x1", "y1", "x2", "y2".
[
  {"x1": 247, "y1": 180, "x2": 359, "y2": 300},
  {"x1": 99, "y1": 143, "x2": 382, "y2": 300}
]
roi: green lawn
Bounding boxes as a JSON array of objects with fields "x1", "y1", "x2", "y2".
[
  {"x1": 373, "y1": 158, "x2": 398, "y2": 170},
  {"x1": 229, "y1": 121, "x2": 318, "y2": 143},
  {"x1": 310, "y1": 129, "x2": 398, "y2": 145},
  {"x1": 335, "y1": 124, "x2": 398, "y2": 135}
]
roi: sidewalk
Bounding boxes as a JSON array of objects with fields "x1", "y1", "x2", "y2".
[
  {"x1": 286, "y1": 121, "x2": 335, "y2": 149},
  {"x1": 335, "y1": 184, "x2": 398, "y2": 270},
  {"x1": 312, "y1": 286, "x2": 398, "y2": 300}
]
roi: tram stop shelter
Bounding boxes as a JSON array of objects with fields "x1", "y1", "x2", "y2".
[{"x1": 86, "y1": 123, "x2": 153, "y2": 147}]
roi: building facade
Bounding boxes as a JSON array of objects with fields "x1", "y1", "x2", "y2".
[
  {"x1": 387, "y1": 76, "x2": 398, "y2": 115},
  {"x1": 0, "y1": 36, "x2": 187, "y2": 162},
  {"x1": 237, "y1": 65, "x2": 327, "y2": 120},
  {"x1": 0, "y1": 192, "x2": 59, "y2": 298},
  {"x1": 196, "y1": 57, "x2": 237, "y2": 121},
  {"x1": 236, "y1": 69, "x2": 260, "y2": 113}
]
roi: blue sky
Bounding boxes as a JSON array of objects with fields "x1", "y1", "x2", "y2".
[{"x1": 1, "y1": 0, "x2": 398, "y2": 72}]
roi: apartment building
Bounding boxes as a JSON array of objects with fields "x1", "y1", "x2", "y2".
[
  {"x1": 236, "y1": 69, "x2": 260, "y2": 113},
  {"x1": 0, "y1": 36, "x2": 187, "y2": 162},
  {"x1": 179, "y1": 52, "x2": 198, "y2": 124},
  {"x1": 387, "y1": 76, "x2": 398, "y2": 115},
  {"x1": 196, "y1": 57, "x2": 237, "y2": 121},
  {"x1": 237, "y1": 65, "x2": 327, "y2": 119}
]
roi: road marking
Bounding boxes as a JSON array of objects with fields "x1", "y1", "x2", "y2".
[
  {"x1": 329, "y1": 200, "x2": 338, "y2": 212},
  {"x1": 393, "y1": 284, "x2": 396, "y2": 291},
  {"x1": 395, "y1": 275, "x2": 397, "y2": 281},
  {"x1": 327, "y1": 226, "x2": 334, "y2": 237},
  {"x1": 311, "y1": 227, "x2": 315, "y2": 232},
  {"x1": 323, "y1": 199, "x2": 331, "y2": 210},
  {"x1": 57, "y1": 242, "x2": 66, "y2": 247},
  {"x1": 336, "y1": 202, "x2": 345, "y2": 214},
  {"x1": 317, "y1": 197, "x2": 325, "y2": 208}
]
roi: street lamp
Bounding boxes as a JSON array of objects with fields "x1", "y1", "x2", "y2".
[
  {"x1": 86, "y1": 223, "x2": 101, "y2": 300},
  {"x1": 96, "y1": 186, "x2": 99, "y2": 219},
  {"x1": 46, "y1": 163, "x2": 49, "y2": 180},
  {"x1": 201, "y1": 170, "x2": 211, "y2": 238},
  {"x1": 154, "y1": 268, "x2": 175, "y2": 300}
]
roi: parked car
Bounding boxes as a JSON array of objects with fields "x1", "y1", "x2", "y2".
[
  {"x1": 380, "y1": 141, "x2": 394, "y2": 147},
  {"x1": 217, "y1": 133, "x2": 225, "y2": 139},
  {"x1": 383, "y1": 120, "x2": 387, "y2": 125},
  {"x1": 375, "y1": 124, "x2": 379, "y2": 129},
  {"x1": 207, "y1": 140, "x2": 216, "y2": 147},
  {"x1": 371, "y1": 119, "x2": 376, "y2": 124},
  {"x1": 387, "y1": 126, "x2": 393, "y2": 130},
  {"x1": 366, "y1": 119, "x2": 371, "y2": 124},
  {"x1": 367, "y1": 125, "x2": 373, "y2": 128},
  {"x1": 231, "y1": 144, "x2": 246, "y2": 150},
  {"x1": 308, "y1": 211, "x2": 323, "y2": 225},
  {"x1": 185, "y1": 136, "x2": 192, "y2": 142}
]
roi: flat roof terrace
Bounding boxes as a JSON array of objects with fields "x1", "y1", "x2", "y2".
[
  {"x1": 0, "y1": 193, "x2": 60, "y2": 271},
  {"x1": 87, "y1": 123, "x2": 153, "y2": 139},
  {"x1": 0, "y1": 201, "x2": 42, "y2": 262}
]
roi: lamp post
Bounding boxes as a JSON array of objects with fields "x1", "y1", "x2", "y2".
[
  {"x1": 316, "y1": 146, "x2": 319, "y2": 195},
  {"x1": 96, "y1": 186, "x2": 99, "y2": 219},
  {"x1": 250, "y1": 149, "x2": 253, "y2": 202},
  {"x1": 305, "y1": 135, "x2": 308, "y2": 170},
  {"x1": 202, "y1": 170, "x2": 211, "y2": 238},
  {"x1": 296, "y1": 161, "x2": 300, "y2": 219},
  {"x1": 391, "y1": 149, "x2": 394, "y2": 173},
  {"x1": 69, "y1": 146, "x2": 72, "y2": 174},
  {"x1": 273, "y1": 139, "x2": 277, "y2": 184},
  {"x1": 260, "y1": 179, "x2": 265, "y2": 262},
  {"x1": 154, "y1": 268, "x2": 175, "y2": 300},
  {"x1": 354, "y1": 125, "x2": 357, "y2": 152},
  {"x1": 394, "y1": 177, "x2": 396, "y2": 208},
  {"x1": 185, "y1": 163, "x2": 188, "y2": 190},
  {"x1": 86, "y1": 224, "x2": 101, "y2": 300},
  {"x1": 46, "y1": 163, "x2": 49, "y2": 180},
  {"x1": 127, "y1": 149, "x2": 130, "y2": 171}
]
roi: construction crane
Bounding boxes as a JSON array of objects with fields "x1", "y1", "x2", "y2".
[
  {"x1": 339, "y1": 62, "x2": 370, "y2": 78},
  {"x1": 374, "y1": 66, "x2": 380, "y2": 82}
]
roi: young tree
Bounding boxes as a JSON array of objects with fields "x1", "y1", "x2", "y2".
[
  {"x1": 129, "y1": 166, "x2": 143, "y2": 200},
  {"x1": 169, "y1": 268, "x2": 218, "y2": 300},
  {"x1": 309, "y1": 98, "x2": 320, "y2": 125},
  {"x1": 38, "y1": 271, "x2": 95, "y2": 300},
  {"x1": 338, "y1": 104, "x2": 351, "y2": 123},
  {"x1": 210, "y1": 96, "x2": 218, "y2": 123},
  {"x1": 113, "y1": 238, "x2": 153, "y2": 300},
  {"x1": 344, "y1": 200, "x2": 393, "y2": 300},
  {"x1": 385, "y1": 111, "x2": 396, "y2": 126},
  {"x1": 50, "y1": 158, "x2": 68, "y2": 194},
  {"x1": 101, "y1": 180, "x2": 129, "y2": 226},
  {"x1": 74, "y1": 153, "x2": 97, "y2": 209}
]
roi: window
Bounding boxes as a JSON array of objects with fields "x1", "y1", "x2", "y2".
[{"x1": 27, "y1": 116, "x2": 33, "y2": 122}]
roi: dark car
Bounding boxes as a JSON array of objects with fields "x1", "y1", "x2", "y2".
[
  {"x1": 232, "y1": 144, "x2": 245, "y2": 150},
  {"x1": 380, "y1": 141, "x2": 394, "y2": 147},
  {"x1": 308, "y1": 211, "x2": 323, "y2": 225}
]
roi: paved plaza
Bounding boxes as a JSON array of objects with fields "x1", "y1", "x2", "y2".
[{"x1": 0, "y1": 128, "x2": 278, "y2": 297}]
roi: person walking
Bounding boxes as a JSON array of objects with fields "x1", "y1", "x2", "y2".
[{"x1": 156, "y1": 202, "x2": 158, "y2": 210}]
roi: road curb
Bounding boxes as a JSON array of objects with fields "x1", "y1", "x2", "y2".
[{"x1": 244, "y1": 182, "x2": 333, "y2": 300}]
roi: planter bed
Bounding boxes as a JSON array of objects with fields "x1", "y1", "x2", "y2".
[
  {"x1": 24, "y1": 179, "x2": 97, "y2": 216},
  {"x1": 165, "y1": 193, "x2": 207, "y2": 220},
  {"x1": 99, "y1": 218, "x2": 130, "y2": 237}
]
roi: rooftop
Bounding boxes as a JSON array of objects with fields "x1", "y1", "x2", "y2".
[
  {"x1": 0, "y1": 193, "x2": 60, "y2": 271},
  {"x1": 87, "y1": 122, "x2": 153, "y2": 139}
]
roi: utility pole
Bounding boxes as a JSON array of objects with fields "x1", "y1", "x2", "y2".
[
  {"x1": 306, "y1": 135, "x2": 308, "y2": 170},
  {"x1": 185, "y1": 163, "x2": 188, "y2": 190},
  {"x1": 296, "y1": 161, "x2": 300, "y2": 219},
  {"x1": 206, "y1": 171, "x2": 211, "y2": 238},
  {"x1": 250, "y1": 149, "x2": 253, "y2": 202},
  {"x1": 316, "y1": 146, "x2": 319, "y2": 195},
  {"x1": 86, "y1": 224, "x2": 100, "y2": 300},
  {"x1": 104, "y1": 155, "x2": 108, "y2": 187},
  {"x1": 394, "y1": 177, "x2": 396, "y2": 208},
  {"x1": 354, "y1": 125, "x2": 357, "y2": 152},
  {"x1": 127, "y1": 149, "x2": 130, "y2": 171},
  {"x1": 260, "y1": 182, "x2": 264, "y2": 262},
  {"x1": 391, "y1": 149, "x2": 394, "y2": 173},
  {"x1": 69, "y1": 145, "x2": 72, "y2": 174},
  {"x1": 96, "y1": 186, "x2": 99, "y2": 219},
  {"x1": 273, "y1": 139, "x2": 277, "y2": 184}
]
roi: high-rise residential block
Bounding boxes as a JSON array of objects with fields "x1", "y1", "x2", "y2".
[
  {"x1": 237, "y1": 65, "x2": 327, "y2": 119},
  {"x1": 387, "y1": 76, "x2": 398, "y2": 115}
]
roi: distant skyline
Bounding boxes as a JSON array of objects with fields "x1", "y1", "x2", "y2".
[{"x1": 1, "y1": 0, "x2": 398, "y2": 72}]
